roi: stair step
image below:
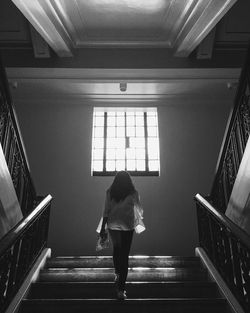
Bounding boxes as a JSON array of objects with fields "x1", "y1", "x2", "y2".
[
  {"x1": 27, "y1": 281, "x2": 220, "y2": 299},
  {"x1": 46, "y1": 256, "x2": 201, "y2": 268},
  {"x1": 19, "y1": 298, "x2": 228, "y2": 313},
  {"x1": 39, "y1": 268, "x2": 207, "y2": 282}
]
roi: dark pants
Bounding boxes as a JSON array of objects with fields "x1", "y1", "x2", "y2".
[{"x1": 108, "y1": 229, "x2": 134, "y2": 291}]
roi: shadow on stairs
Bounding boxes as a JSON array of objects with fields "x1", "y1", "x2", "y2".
[{"x1": 18, "y1": 256, "x2": 229, "y2": 313}]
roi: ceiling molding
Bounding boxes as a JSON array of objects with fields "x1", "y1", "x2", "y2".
[
  {"x1": 11, "y1": 0, "x2": 238, "y2": 57},
  {"x1": 6, "y1": 67, "x2": 241, "y2": 81},
  {"x1": 7, "y1": 67, "x2": 240, "y2": 102}
]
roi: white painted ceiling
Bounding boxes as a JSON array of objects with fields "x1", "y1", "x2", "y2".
[{"x1": 12, "y1": 0, "x2": 237, "y2": 57}]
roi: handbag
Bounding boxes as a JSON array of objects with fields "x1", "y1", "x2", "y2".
[{"x1": 96, "y1": 232, "x2": 109, "y2": 251}]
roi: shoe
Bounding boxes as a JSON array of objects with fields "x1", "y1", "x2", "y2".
[{"x1": 117, "y1": 290, "x2": 127, "y2": 300}]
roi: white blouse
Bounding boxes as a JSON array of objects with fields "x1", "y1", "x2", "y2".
[{"x1": 97, "y1": 190, "x2": 145, "y2": 234}]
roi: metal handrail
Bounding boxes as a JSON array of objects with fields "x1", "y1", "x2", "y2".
[
  {"x1": 0, "y1": 194, "x2": 52, "y2": 256},
  {"x1": 195, "y1": 193, "x2": 250, "y2": 251}
]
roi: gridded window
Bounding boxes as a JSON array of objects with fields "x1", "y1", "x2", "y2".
[{"x1": 91, "y1": 107, "x2": 160, "y2": 176}]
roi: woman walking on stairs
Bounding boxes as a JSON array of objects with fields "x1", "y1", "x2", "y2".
[{"x1": 99, "y1": 171, "x2": 145, "y2": 300}]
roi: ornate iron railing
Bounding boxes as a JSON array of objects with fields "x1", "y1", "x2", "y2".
[
  {"x1": 0, "y1": 195, "x2": 52, "y2": 313},
  {"x1": 195, "y1": 194, "x2": 250, "y2": 312},
  {"x1": 210, "y1": 48, "x2": 250, "y2": 213},
  {"x1": 0, "y1": 60, "x2": 37, "y2": 216}
]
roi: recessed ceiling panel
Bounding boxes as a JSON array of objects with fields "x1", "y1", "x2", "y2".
[
  {"x1": 53, "y1": 0, "x2": 171, "y2": 44},
  {"x1": 12, "y1": 0, "x2": 237, "y2": 56}
]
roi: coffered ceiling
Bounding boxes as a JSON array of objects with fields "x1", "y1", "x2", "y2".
[{"x1": 12, "y1": 0, "x2": 237, "y2": 57}]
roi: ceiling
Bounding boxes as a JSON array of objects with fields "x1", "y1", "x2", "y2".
[{"x1": 12, "y1": 0, "x2": 237, "y2": 57}]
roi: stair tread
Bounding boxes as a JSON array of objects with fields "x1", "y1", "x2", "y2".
[
  {"x1": 27, "y1": 280, "x2": 220, "y2": 299},
  {"x1": 22, "y1": 298, "x2": 226, "y2": 302},
  {"x1": 20, "y1": 298, "x2": 228, "y2": 313},
  {"x1": 47, "y1": 256, "x2": 201, "y2": 268},
  {"x1": 32, "y1": 281, "x2": 216, "y2": 285},
  {"x1": 49, "y1": 256, "x2": 200, "y2": 259},
  {"x1": 20, "y1": 255, "x2": 226, "y2": 313}
]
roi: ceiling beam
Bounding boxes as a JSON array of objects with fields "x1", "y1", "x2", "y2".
[
  {"x1": 174, "y1": 0, "x2": 238, "y2": 57},
  {"x1": 12, "y1": 0, "x2": 73, "y2": 57}
]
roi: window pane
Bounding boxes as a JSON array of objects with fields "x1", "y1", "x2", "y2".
[
  {"x1": 147, "y1": 111, "x2": 155, "y2": 116},
  {"x1": 127, "y1": 159, "x2": 136, "y2": 171},
  {"x1": 107, "y1": 127, "x2": 116, "y2": 137},
  {"x1": 130, "y1": 137, "x2": 145, "y2": 148},
  {"x1": 106, "y1": 149, "x2": 116, "y2": 159},
  {"x1": 116, "y1": 138, "x2": 125, "y2": 149},
  {"x1": 147, "y1": 126, "x2": 157, "y2": 137},
  {"x1": 93, "y1": 160, "x2": 103, "y2": 171},
  {"x1": 136, "y1": 159, "x2": 145, "y2": 171},
  {"x1": 116, "y1": 149, "x2": 125, "y2": 159},
  {"x1": 126, "y1": 148, "x2": 135, "y2": 159},
  {"x1": 117, "y1": 127, "x2": 125, "y2": 137},
  {"x1": 94, "y1": 127, "x2": 104, "y2": 138},
  {"x1": 136, "y1": 127, "x2": 144, "y2": 137},
  {"x1": 93, "y1": 138, "x2": 104, "y2": 149},
  {"x1": 127, "y1": 126, "x2": 135, "y2": 137},
  {"x1": 107, "y1": 116, "x2": 116, "y2": 126},
  {"x1": 136, "y1": 149, "x2": 145, "y2": 159},
  {"x1": 93, "y1": 149, "x2": 103, "y2": 160},
  {"x1": 95, "y1": 111, "x2": 104, "y2": 116},
  {"x1": 136, "y1": 112, "x2": 143, "y2": 116},
  {"x1": 106, "y1": 160, "x2": 115, "y2": 171},
  {"x1": 148, "y1": 138, "x2": 159, "y2": 152},
  {"x1": 95, "y1": 116, "x2": 104, "y2": 126},
  {"x1": 117, "y1": 116, "x2": 125, "y2": 126},
  {"x1": 126, "y1": 115, "x2": 135, "y2": 126},
  {"x1": 136, "y1": 115, "x2": 144, "y2": 126},
  {"x1": 148, "y1": 146, "x2": 159, "y2": 159},
  {"x1": 117, "y1": 112, "x2": 125, "y2": 116},
  {"x1": 116, "y1": 160, "x2": 125, "y2": 171},
  {"x1": 147, "y1": 115, "x2": 157, "y2": 126},
  {"x1": 149, "y1": 160, "x2": 159, "y2": 171},
  {"x1": 107, "y1": 138, "x2": 116, "y2": 148}
]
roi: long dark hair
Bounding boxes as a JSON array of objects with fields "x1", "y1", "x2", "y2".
[{"x1": 109, "y1": 171, "x2": 136, "y2": 202}]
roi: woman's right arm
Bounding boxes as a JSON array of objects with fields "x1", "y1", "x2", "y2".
[
  {"x1": 135, "y1": 191, "x2": 143, "y2": 218},
  {"x1": 100, "y1": 190, "x2": 110, "y2": 237}
]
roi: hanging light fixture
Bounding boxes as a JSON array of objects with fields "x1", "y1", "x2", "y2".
[{"x1": 120, "y1": 82, "x2": 127, "y2": 92}]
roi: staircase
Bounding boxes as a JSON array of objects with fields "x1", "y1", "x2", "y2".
[{"x1": 18, "y1": 256, "x2": 229, "y2": 313}]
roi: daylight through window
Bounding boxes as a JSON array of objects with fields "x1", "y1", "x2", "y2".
[{"x1": 91, "y1": 107, "x2": 160, "y2": 176}]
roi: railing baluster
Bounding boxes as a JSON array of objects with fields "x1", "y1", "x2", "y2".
[
  {"x1": 195, "y1": 194, "x2": 250, "y2": 312},
  {"x1": 0, "y1": 195, "x2": 52, "y2": 313},
  {"x1": 210, "y1": 47, "x2": 250, "y2": 213},
  {"x1": 0, "y1": 61, "x2": 37, "y2": 217}
]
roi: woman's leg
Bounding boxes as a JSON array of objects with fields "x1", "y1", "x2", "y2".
[
  {"x1": 118, "y1": 230, "x2": 134, "y2": 291},
  {"x1": 108, "y1": 229, "x2": 122, "y2": 277}
]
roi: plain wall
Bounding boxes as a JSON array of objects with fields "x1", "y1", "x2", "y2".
[{"x1": 13, "y1": 98, "x2": 232, "y2": 256}]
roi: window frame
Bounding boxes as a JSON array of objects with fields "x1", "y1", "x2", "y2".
[{"x1": 91, "y1": 107, "x2": 160, "y2": 176}]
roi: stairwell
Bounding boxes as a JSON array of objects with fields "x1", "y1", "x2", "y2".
[{"x1": 18, "y1": 256, "x2": 229, "y2": 313}]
